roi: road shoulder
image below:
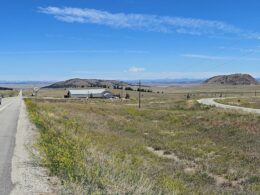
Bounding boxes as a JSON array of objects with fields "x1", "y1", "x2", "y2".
[{"x1": 11, "y1": 100, "x2": 61, "y2": 195}]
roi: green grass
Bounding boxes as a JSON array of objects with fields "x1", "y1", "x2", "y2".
[{"x1": 25, "y1": 94, "x2": 260, "y2": 194}]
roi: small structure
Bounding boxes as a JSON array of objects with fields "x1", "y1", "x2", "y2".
[
  {"x1": 32, "y1": 87, "x2": 40, "y2": 97},
  {"x1": 67, "y1": 89, "x2": 114, "y2": 99}
]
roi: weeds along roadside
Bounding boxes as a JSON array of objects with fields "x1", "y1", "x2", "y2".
[
  {"x1": 24, "y1": 98, "x2": 260, "y2": 194},
  {"x1": 24, "y1": 98, "x2": 181, "y2": 194}
]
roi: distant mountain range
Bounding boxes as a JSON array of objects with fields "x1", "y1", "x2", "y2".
[
  {"x1": 43, "y1": 78, "x2": 206, "y2": 88},
  {"x1": 0, "y1": 76, "x2": 259, "y2": 88},
  {"x1": 0, "y1": 81, "x2": 55, "y2": 88},
  {"x1": 0, "y1": 79, "x2": 204, "y2": 86},
  {"x1": 126, "y1": 78, "x2": 204, "y2": 85},
  {"x1": 0, "y1": 81, "x2": 55, "y2": 85}
]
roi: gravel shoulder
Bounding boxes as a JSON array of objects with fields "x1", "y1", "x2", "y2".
[
  {"x1": 11, "y1": 100, "x2": 61, "y2": 195},
  {"x1": 198, "y1": 98, "x2": 260, "y2": 114}
]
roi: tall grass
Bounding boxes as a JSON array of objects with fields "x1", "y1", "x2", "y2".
[
  {"x1": 25, "y1": 96, "x2": 260, "y2": 194},
  {"x1": 25, "y1": 99, "x2": 168, "y2": 194}
]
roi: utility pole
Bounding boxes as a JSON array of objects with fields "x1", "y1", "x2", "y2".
[{"x1": 138, "y1": 80, "x2": 141, "y2": 108}]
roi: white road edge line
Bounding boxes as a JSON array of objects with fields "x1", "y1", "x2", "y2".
[{"x1": 0, "y1": 103, "x2": 12, "y2": 113}]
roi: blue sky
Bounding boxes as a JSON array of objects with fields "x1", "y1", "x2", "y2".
[{"x1": 1, "y1": 0, "x2": 260, "y2": 81}]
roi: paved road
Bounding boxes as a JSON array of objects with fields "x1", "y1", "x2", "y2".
[
  {"x1": 0, "y1": 95, "x2": 22, "y2": 195},
  {"x1": 198, "y1": 98, "x2": 260, "y2": 114}
]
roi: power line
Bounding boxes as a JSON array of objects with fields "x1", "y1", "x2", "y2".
[{"x1": 210, "y1": 47, "x2": 260, "y2": 72}]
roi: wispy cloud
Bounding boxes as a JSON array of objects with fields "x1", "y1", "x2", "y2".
[
  {"x1": 182, "y1": 54, "x2": 231, "y2": 60},
  {"x1": 38, "y1": 7, "x2": 260, "y2": 39},
  {"x1": 128, "y1": 66, "x2": 145, "y2": 73},
  {"x1": 182, "y1": 54, "x2": 260, "y2": 61}
]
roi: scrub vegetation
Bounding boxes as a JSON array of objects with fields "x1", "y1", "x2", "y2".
[
  {"x1": 25, "y1": 92, "x2": 260, "y2": 194},
  {"x1": 0, "y1": 90, "x2": 19, "y2": 97}
]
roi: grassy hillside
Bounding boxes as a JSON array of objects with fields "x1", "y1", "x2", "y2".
[
  {"x1": 25, "y1": 95, "x2": 260, "y2": 194},
  {"x1": 44, "y1": 78, "x2": 127, "y2": 89}
]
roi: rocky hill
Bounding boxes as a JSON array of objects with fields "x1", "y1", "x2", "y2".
[
  {"x1": 204, "y1": 74, "x2": 258, "y2": 85},
  {"x1": 44, "y1": 78, "x2": 127, "y2": 89}
]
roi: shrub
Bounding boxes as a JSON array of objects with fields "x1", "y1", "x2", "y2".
[{"x1": 125, "y1": 93, "x2": 130, "y2": 99}]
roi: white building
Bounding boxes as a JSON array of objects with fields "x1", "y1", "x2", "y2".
[{"x1": 67, "y1": 89, "x2": 114, "y2": 98}]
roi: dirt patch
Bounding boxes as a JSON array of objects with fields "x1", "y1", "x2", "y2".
[
  {"x1": 207, "y1": 173, "x2": 230, "y2": 186},
  {"x1": 149, "y1": 101, "x2": 166, "y2": 104},
  {"x1": 207, "y1": 172, "x2": 246, "y2": 188},
  {"x1": 147, "y1": 146, "x2": 245, "y2": 188},
  {"x1": 146, "y1": 146, "x2": 180, "y2": 161},
  {"x1": 184, "y1": 167, "x2": 196, "y2": 175}
]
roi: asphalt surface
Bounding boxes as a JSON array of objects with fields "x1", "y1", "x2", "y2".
[
  {"x1": 0, "y1": 96, "x2": 22, "y2": 195},
  {"x1": 198, "y1": 98, "x2": 260, "y2": 114}
]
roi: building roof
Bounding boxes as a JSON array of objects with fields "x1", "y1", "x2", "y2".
[{"x1": 69, "y1": 89, "x2": 108, "y2": 95}]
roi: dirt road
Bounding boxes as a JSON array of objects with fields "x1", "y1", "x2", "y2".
[{"x1": 198, "y1": 98, "x2": 260, "y2": 114}]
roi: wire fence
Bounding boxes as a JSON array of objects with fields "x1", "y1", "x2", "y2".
[{"x1": 171, "y1": 91, "x2": 260, "y2": 99}]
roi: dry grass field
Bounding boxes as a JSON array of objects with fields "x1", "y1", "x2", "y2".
[
  {"x1": 25, "y1": 86, "x2": 260, "y2": 194},
  {"x1": 217, "y1": 97, "x2": 260, "y2": 109},
  {"x1": 0, "y1": 90, "x2": 19, "y2": 97},
  {"x1": 22, "y1": 84, "x2": 260, "y2": 98}
]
